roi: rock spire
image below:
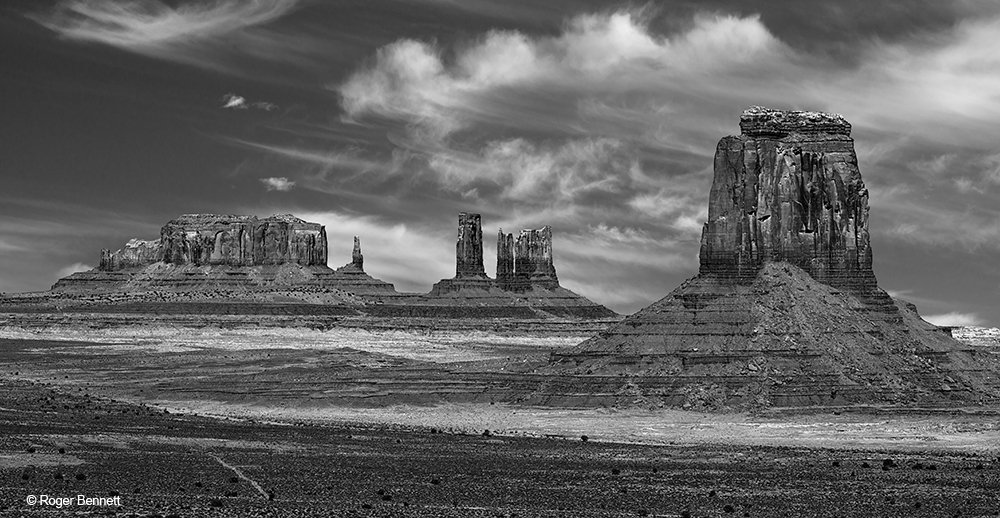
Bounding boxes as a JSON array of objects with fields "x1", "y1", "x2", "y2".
[
  {"x1": 455, "y1": 212, "x2": 486, "y2": 278},
  {"x1": 351, "y1": 236, "x2": 364, "y2": 271}
]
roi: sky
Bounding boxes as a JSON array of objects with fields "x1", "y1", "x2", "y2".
[{"x1": 1, "y1": 0, "x2": 999, "y2": 326}]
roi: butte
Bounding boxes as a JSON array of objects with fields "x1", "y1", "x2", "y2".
[{"x1": 544, "y1": 107, "x2": 1000, "y2": 410}]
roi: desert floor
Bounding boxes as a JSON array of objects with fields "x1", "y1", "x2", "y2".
[{"x1": 1, "y1": 326, "x2": 999, "y2": 516}]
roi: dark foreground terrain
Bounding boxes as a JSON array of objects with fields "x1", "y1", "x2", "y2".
[{"x1": 1, "y1": 378, "x2": 998, "y2": 517}]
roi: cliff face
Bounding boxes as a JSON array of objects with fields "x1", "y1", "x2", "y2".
[
  {"x1": 99, "y1": 239, "x2": 161, "y2": 271},
  {"x1": 515, "y1": 226, "x2": 558, "y2": 289},
  {"x1": 496, "y1": 229, "x2": 514, "y2": 287},
  {"x1": 455, "y1": 212, "x2": 486, "y2": 278},
  {"x1": 496, "y1": 227, "x2": 558, "y2": 291},
  {"x1": 699, "y1": 106, "x2": 875, "y2": 295},
  {"x1": 160, "y1": 214, "x2": 327, "y2": 267}
]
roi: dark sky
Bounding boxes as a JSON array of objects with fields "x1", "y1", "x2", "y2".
[{"x1": 2, "y1": 0, "x2": 999, "y2": 325}]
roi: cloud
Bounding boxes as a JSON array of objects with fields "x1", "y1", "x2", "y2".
[
  {"x1": 55, "y1": 262, "x2": 94, "y2": 279},
  {"x1": 222, "y1": 93, "x2": 278, "y2": 111},
  {"x1": 0, "y1": 238, "x2": 28, "y2": 254},
  {"x1": 923, "y1": 312, "x2": 983, "y2": 327},
  {"x1": 222, "y1": 93, "x2": 247, "y2": 109},
  {"x1": 260, "y1": 177, "x2": 295, "y2": 191},
  {"x1": 29, "y1": 0, "x2": 303, "y2": 73},
  {"x1": 339, "y1": 11, "x2": 786, "y2": 140}
]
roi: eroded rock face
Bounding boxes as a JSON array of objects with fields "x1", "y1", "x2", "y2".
[
  {"x1": 700, "y1": 106, "x2": 876, "y2": 295},
  {"x1": 351, "y1": 236, "x2": 364, "y2": 271},
  {"x1": 456, "y1": 213, "x2": 486, "y2": 278},
  {"x1": 160, "y1": 214, "x2": 327, "y2": 267},
  {"x1": 494, "y1": 226, "x2": 559, "y2": 291},
  {"x1": 496, "y1": 229, "x2": 514, "y2": 288},
  {"x1": 514, "y1": 226, "x2": 559, "y2": 290},
  {"x1": 99, "y1": 239, "x2": 161, "y2": 271}
]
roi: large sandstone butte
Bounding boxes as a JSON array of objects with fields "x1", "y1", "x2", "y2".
[{"x1": 546, "y1": 107, "x2": 1000, "y2": 409}]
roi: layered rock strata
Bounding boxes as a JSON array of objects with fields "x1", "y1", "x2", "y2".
[{"x1": 546, "y1": 107, "x2": 1000, "y2": 409}]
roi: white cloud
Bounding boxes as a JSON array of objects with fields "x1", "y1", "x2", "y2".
[
  {"x1": 339, "y1": 11, "x2": 786, "y2": 138},
  {"x1": 428, "y1": 137, "x2": 631, "y2": 203},
  {"x1": 260, "y1": 176, "x2": 295, "y2": 191},
  {"x1": 30, "y1": 0, "x2": 302, "y2": 72},
  {"x1": 222, "y1": 93, "x2": 247, "y2": 109},
  {"x1": 221, "y1": 93, "x2": 279, "y2": 111},
  {"x1": 923, "y1": 312, "x2": 983, "y2": 327},
  {"x1": 55, "y1": 262, "x2": 93, "y2": 279}
]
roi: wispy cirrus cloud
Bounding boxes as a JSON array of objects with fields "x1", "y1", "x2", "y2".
[
  {"x1": 221, "y1": 93, "x2": 278, "y2": 111},
  {"x1": 260, "y1": 176, "x2": 295, "y2": 191},
  {"x1": 28, "y1": 0, "x2": 304, "y2": 73}
]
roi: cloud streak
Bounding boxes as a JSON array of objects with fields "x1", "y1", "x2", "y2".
[
  {"x1": 29, "y1": 0, "x2": 303, "y2": 72},
  {"x1": 260, "y1": 176, "x2": 295, "y2": 191}
]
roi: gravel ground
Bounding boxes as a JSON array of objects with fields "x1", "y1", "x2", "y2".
[{"x1": 2, "y1": 378, "x2": 1000, "y2": 517}]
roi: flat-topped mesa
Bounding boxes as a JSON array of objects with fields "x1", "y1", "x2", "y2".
[
  {"x1": 160, "y1": 213, "x2": 328, "y2": 267},
  {"x1": 700, "y1": 106, "x2": 878, "y2": 296},
  {"x1": 99, "y1": 239, "x2": 161, "y2": 271},
  {"x1": 455, "y1": 212, "x2": 486, "y2": 278}
]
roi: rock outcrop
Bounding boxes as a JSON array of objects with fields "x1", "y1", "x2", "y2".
[
  {"x1": 430, "y1": 213, "x2": 494, "y2": 293},
  {"x1": 351, "y1": 236, "x2": 364, "y2": 271},
  {"x1": 99, "y1": 239, "x2": 161, "y2": 271},
  {"x1": 456, "y1": 213, "x2": 485, "y2": 277},
  {"x1": 496, "y1": 229, "x2": 514, "y2": 288},
  {"x1": 545, "y1": 107, "x2": 1000, "y2": 409},
  {"x1": 700, "y1": 106, "x2": 877, "y2": 297},
  {"x1": 161, "y1": 214, "x2": 327, "y2": 267},
  {"x1": 514, "y1": 226, "x2": 559, "y2": 290},
  {"x1": 496, "y1": 227, "x2": 559, "y2": 291}
]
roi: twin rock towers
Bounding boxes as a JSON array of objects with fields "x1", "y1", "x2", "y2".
[{"x1": 431, "y1": 213, "x2": 559, "y2": 294}]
